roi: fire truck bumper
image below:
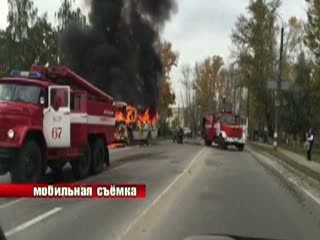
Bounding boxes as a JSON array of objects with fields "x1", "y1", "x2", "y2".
[
  {"x1": 225, "y1": 138, "x2": 245, "y2": 145},
  {"x1": 0, "y1": 147, "x2": 16, "y2": 174}
]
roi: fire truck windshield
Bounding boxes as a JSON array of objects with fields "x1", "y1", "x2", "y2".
[
  {"x1": 220, "y1": 115, "x2": 239, "y2": 125},
  {"x1": 0, "y1": 83, "x2": 41, "y2": 105}
]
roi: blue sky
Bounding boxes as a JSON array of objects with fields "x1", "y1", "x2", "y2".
[{"x1": 0, "y1": 0, "x2": 308, "y2": 103}]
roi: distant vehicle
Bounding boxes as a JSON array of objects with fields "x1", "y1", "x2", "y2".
[
  {"x1": 0, "y1": 66, "x2": 115, "y2": 183},
  {"x1": 172, "y1": 128, "x2": 184, "y2": 144},
  {"x1": 183, "y1": 127, "x2": 192, "y2": 138},
  {"x1": 202, "y1": 110, "x2": 246, "y2": 151}
]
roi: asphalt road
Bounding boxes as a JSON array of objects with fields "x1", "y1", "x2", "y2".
[
  {"x1": 0, "y1": 140, "x2": 204, "y2": 240},
  {"x1": 124, "y1": 144, "x2": 320, "y2": 240},
  {"x1": 1, "y1": 140, "x2": 320, "y2": 240}
]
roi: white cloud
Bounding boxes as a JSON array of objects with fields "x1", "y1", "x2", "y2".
[{"x1": 0, "y1": 0, "x2": 8, "y2": 30}]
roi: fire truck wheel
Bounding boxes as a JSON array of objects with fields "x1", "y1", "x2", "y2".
[
  {"x1": 72, "y1": 145, "x2": 91, "y2": 179},
  {"x1": 11, "y1": 141, "x2": 42, "y2": 183},
  {"x1": 237, "y1": 144, "x2": 244, "y2": 151},
  {"x1": 105, "y1": 146, "x2": 110, "y2": 167},
  {"x1": 218, "y1": 136, "x2": 227, "y2": 150},
  {"x1": 49, "y1": 162, "x2": 65, "y2": 179},
  {"x1": 205, "y1": 139, "x2": 212, "y2": 146},
  {"x1": 91, "y1": 138, "x2": 106, "y2": 174}
]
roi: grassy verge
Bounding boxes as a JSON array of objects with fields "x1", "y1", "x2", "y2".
[
  {"x1": 279, "y1": 144, "x2": 320, "y2": 163},
  {"x1": 249, "y1": 142, "x2": 320, "y2": 183}
]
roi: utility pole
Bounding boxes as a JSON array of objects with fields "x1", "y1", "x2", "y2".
[
  {"x1": 230, "y1": 61, "x2": 238, "y2": 113},
  {"x1": 274, "y1": 24, "x2": 284, "y2": 150},
  {"x1": 247, "y1": 88, "x2": 250, "y2": 139}
]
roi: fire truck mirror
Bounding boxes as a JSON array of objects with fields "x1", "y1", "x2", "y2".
[{"x1": 40, "y1": 96, "x2": 45, "y2": 105}]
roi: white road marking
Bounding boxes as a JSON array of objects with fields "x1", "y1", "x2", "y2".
[
  {"x1": 5, "y1": 207, "x2": 62, "y2": 238},
  {"x1": 118, "y1": 148, "x2": 205, "y2": 240},
  {"x1": 287, "y1": 176, "x2": 320, "y2": 206},
  {"x1": 0, "y1": 199, "x2": 24, "y2": 210}
]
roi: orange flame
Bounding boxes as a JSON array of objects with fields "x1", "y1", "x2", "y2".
[
  {"x1": 115, "y1": 104, "x2": 158, "y2": 126},
  {"x1": 115, "y1": 112, "x2": 126, "y2": 122}
]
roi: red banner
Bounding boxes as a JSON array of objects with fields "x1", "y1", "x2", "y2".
[{"x1": 0, "y1": 184, "x2": 146, "y2": 199}]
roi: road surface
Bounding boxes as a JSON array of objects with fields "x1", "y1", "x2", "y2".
[{"x1": 0, "y1": 140, "x2": 320, "y2": 240}]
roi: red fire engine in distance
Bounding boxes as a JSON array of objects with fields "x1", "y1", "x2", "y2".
[{"x1": 202, "y1": 109, "x2": 247, "y2": 151}]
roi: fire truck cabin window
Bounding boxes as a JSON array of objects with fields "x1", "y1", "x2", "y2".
[
  {"x1": 220, "y1": 115, "x2": 238, "y2": 125},
  {"x1": 70, "y1": 95, "x2": 81, "y2": 111},
  {"x1": 0, "y1": 83, "x2": 41, "y2": 104},
  {"x1": 50, "y1": 88, "x2": 69, "y2": 110}
]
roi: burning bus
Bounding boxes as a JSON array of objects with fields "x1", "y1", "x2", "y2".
[{"x1": 114, "y1": 101, "x2": 158, "y2": 145}]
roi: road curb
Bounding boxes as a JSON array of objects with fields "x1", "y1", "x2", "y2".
[{"x1": 248, "y1": 142, "x2": 320, "y2": 184}]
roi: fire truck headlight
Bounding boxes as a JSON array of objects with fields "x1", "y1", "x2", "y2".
[{"x1": 7, "y1": 129, "x2": 15, "y2": 139}]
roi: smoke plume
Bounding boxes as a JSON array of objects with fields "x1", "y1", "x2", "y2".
[{"x1": 59, "y1": 0, "x2": 177, "y2": 115}]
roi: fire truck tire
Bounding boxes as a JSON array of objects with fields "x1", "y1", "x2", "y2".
[
  {"x1": 91, "y1": 138, "x2": 106, "y2": 174},
  {"x1": 205, "y1": 139, "x2": 212, "y2": 146},
  {"x1": 49, "y1": 162, "x2": 65, "y2": 179},
  {"x1": 105, "y1": 146, "x2": 110, "y2": 167},
  {"x1": 11, "y1": 141, "x2": 42, "y2": 183},
  {"x1": 237, "y1": 144, "x2": 244, "y2": 151},
  {"x1": 72, "y1": 144, "x2": 91, "y2": 180},
  {"x1": 218, "y1": 136, "x2": 227, "y2": 150}
]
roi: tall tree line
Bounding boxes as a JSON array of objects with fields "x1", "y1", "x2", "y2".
[
  {"x1": 0, "y1": 0, "x2": 87, "y2": 76},
  {"x1": 230, "y1": 0, "x2": 320, "y2": 141},
  {"x1": 179, "y1": 0, "x2": 320, "y2": 142}
]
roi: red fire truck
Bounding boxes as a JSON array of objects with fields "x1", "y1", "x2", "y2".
[
  {"x1": 202, "y1": 110, "x2": 246, "y2": 151},
  {"x1": 0, "y1": 66, "x2": 116, "y2": 183}
]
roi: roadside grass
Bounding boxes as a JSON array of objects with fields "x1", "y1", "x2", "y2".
[
  {"x1": 279, "y1": 144, "x2": 320, "y2": 163},
  {"x1": 250, "y1": 141, "x2": 320, "y2": 183}
]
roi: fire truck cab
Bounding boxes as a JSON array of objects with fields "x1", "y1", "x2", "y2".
[
  {"x1": 0, "y1": 66, "x2": 115, "y2": 183},
  {"x1": 202, "y1": 110, "x2": 246, "y2": 151}
]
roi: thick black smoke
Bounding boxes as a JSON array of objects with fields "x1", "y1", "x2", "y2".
[{"x1": 59, "y1": 0, "x2": 177, "y2": 115}]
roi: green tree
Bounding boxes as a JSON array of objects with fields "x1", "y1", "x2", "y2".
[
  {"x1": 280, "y1": 53, "x2": 313, "y2": 139},
  {"x1": 158, "y1": 41, "x2": 178, "y2": 135},
  {"x1": 28, "y1": 14, "x2": 59, "y2": 65},
  {"x1": 5, "y1": 0, "x2": 39, "y2": 70},
  {"x1": 231, "y1": 0, "x2": 280, "y2": 135},
  {"x1": 306, "y1": 0, "x2": 320, "y2": 60},
  {"x1": 305, "y1": 0, "x2": 320, "y2": 129},
  {"x1": 159, "y1": 41, "x2": 178, "y2": 117},
  {"x1": 194, "y1": 55, "x2": 224, "y2": 114},
  {"x1": 56, "y1": 0, "x2": 87, "y2": 31},
  {"x1": 0, "y1": 30, "x2": 10, "y2": 76}
]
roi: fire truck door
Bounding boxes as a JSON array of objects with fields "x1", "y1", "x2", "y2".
[{"x1": 43, "y1": 86, "x2": 71, "y2": 148}]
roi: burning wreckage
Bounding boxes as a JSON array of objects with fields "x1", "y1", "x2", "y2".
[{"x1": 114, "y1": 102, "x2": 158, "y2": 145}]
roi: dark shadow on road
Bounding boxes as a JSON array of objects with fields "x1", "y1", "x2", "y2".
[{"x1": 45, "y1": 151, "x2": 164, "y2": 184}]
